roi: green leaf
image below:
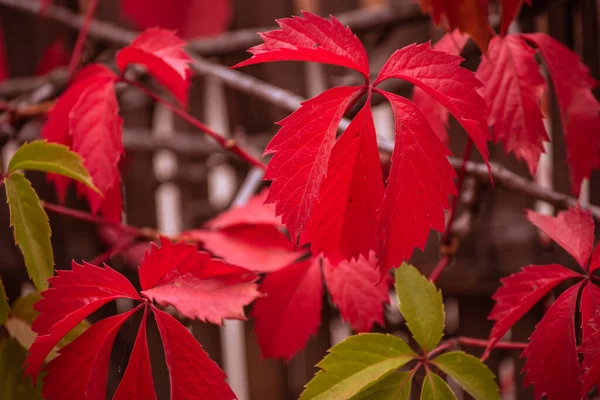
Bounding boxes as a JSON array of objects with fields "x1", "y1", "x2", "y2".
[
  {"x1": 7, "y1": 140, "x2": 99, "y2": 193},
  {"x1": 431, "y1": 351, "x2": 500, "y2": 400},
  {"x1": 421, "y1": 370, "x2": 455, "y2": 400},
  {"x1": 351, "y1": 372, "x2": 413, "y2": 400},
  {"x1": 0, "y1": 338, "x2": 43, "y2": 399},
  {"x1": 5, "y1": 172, "x2": 54, "y2": 291},
  {"x1": 395, "y1": 263, "x2": 444, "y2": 352},
  {"x1": 0, "y1": 277, "x2": 8, "y2": 325},
  {"x1": 300, "y1": 333, "x2": 417, "y2": 400}
]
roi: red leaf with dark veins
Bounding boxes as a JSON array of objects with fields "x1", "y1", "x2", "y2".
[
  {"x1": 120, "y1": 0, "x2": 232, "y2": 39},
  {"x1": 303, "y1": 99, "x2": 384, "y2": 262},
  {"x1": 139, "y1": 239, "x2": 260, "y2": 324},
  {"x1": 522, "y1": 282, "x2": 583, "y2": 400},
  {"x1": 251, "y1": 257, "x2": 323, "y2": 360},
  {"x1": 580, "y1": 312, "x2": 600, "y2": 396},
  {"x1": 186, "y1": 226, "x2": 301, "y2": 273},
  {"x1": 153, "y1": 307, "x2": 237, "y2": 400},
  {"x1": 375, "y1": 92, "x2": 456, "y2": 274},
  {"x1": 263, "y1": 86, "x2": 363, "y2": 243},
  {"x1": 412, "y1": 30, "x2": 469, "y2": 144},
  {"x1": 522, "y1": 33, "x2": 600, "y2": 195},
  {"x1": 113, "y1": 308, "x2": 157, "y2": 400},
  {"x1": 233, "y1": 12, "x2": 369, "y2": 79},
  {"x1": 25, "y1": 261, "x2": 141, "y2": 380},
  {"x1": 116, "y1": 28, "x2": 192, "y2": 106},
  {"x1": 527, "y1": 207, "x2": 594, "y2": 270},
  {"x1": 41, "y1": 308, "x2": 139, "y2": 400},
  {"x1": 205, "y1": 189, "x2": 281, "y2": 229},
  {"x1": 485, "y1": 265, "x2": 582, "y2": 357},
  {"x1": 69, "y1": 77, "x2": 124, "y2": 220},
  {"x1": 374, "y1": 42, "x2": 491, "y2": 168},
  {"x1": 476, "y1": 35, "x2": 548, "y2": 175},
  {"x1": 323, "y1": 253, "x2": 390, "y2": 332}
]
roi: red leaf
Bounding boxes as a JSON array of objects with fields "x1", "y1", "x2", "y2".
[
  {"x1": 375, "y1": 92, "x2": 456, "y2": 273},
  {"x1": 527, "y1": 206, "x2": 594, "y2": 270},
  {"x1": 0, "y1": 23, "x2": 8, "y2": 81},
  {"x1": 120, "y1": 0, "x2": 231, "y2": 39},
  {"x1": 500, "y1": 0, "x2": 530, "y2": 35},
  {"x1": 187, "y1": 226, "x2": 301, "y2": 273},
  {"x1": 205, "y1": 189, "x2": 281, "y2": 229},
  {"x1": 25, "y1": 261, "x2": 141, "y2": 380},
  {"x1": 411, "y1": 30, "x2": 469, "y2": 144},
  {"x1": 323, "y1": 253, "x2": 390, "y2": 332},
  {"x1": 233, "y1": 12, "x2": 369, "y2": 80},
  {"x1": 303, "y1": 100, "x2": 384, "y2": 262},
  {"x1": 139, "y1": 239, "x2": 261, "y2": 324},
  {"x1": 116, "y1": 28, "x2": 192, "y2": 106},
  {"x1": 263, "y1": 85, "x2": 363, "y2": 242},
  {"x1": 476, "y1": 35, "x2": 548, "y2": 175},
  {"x1": 41, "y1": 307, "x2": 139, "y2": 400},
  {"x1": 153, "y1": 307, "x2": 236, "y2": 400},
  {"x1": 590, "y1": 243, "x2": 600, "y2": 273},
  {"x1": 374, "y1": 42, "x2": 491, "y2": 168},
  {"x1": 580, "y1": 312, "x2": 600, "y2": 395},
  {"x1": 113, "y1": 308, "x2": 157, "y2": 400},
  {"x1": 36, "y1": 37, "x2": 70, "y2": 76},
  {"x1": 522, "y1": 282, "x2": 583, "y2": 400},
  {"x1": 522, "y1": 33, "x2": 600, "y2": 195},
  {"x1": 485, "y1": 265, "x2": 582, "y2": 357},
  {"x1": 251, "y1": 257, "x2": 322, "y2": 360},
  {"x1": 69, "y1": 77, "x2": 124, "y2": 221}
]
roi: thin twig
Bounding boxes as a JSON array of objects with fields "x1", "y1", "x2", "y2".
[
  {"x1": 429, "y1": 336, "x2": 527, "y2": 358},
  {"x1": 68, "y1": 0, "x2": 99, "y2": 78},
  {"x1": 89, "y1": 237, "x2": 138, "y2": 265}
]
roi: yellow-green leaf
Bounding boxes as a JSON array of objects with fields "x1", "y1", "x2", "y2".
[
  {"x1": 0, "y1": 338, "x2": 43, "y2": 399},
  {"x1": 421, "y1": 370, "x2": 455, "y2": 400},
  {"x1": 431, "y1": 351, "x2": 500, "y2": 400},
  {"x1": 7, "y1": 140, "x2": 99, "y2": 193},
  {"x1": 395, "y1": 263, "x2": 444, "y2": 352},
  {"x1": 5, "y1": 172, "x2": 54, "y2": 291},
  {"x1": 0, "y1": 277, "x2": 8, "y2": 325},
  {"x1": 300, "y1": 333, "x2": 417, "y2": 400},
  {"x1": 351, "y1": 372, "x2": 413, "y2": 400}
]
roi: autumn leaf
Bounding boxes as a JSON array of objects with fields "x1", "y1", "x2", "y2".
[
  {"x1": 116, "y1": 28, "x2": 192, "y2": 106},
  {"x1": 234, "y1": 12, "x2": 491, "y2": 273},
  {"x1": 36, "y1": 37, "x2": 69, "y2": 76},
  {"x1": 24, "y1": 239, "x2": 252, "y2": 399}
]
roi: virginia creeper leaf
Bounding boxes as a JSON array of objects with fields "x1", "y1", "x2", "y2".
[
  {"x1": 500, "y1": 1, "x2": 530, "y2": 34},
  {"x1": 113, "y1": 308, "x2": 157, "y2": 400},
  {"x1": 527, "y1": 207, "x2": 594, "y2": 269},
  {"x1": 589, "y1": 242, "x2": 600, "y2": 273},
  {"x1": 5, "y1": 173, "x2": 53, "y2": 292},
  {"x1": 251, "y1": 257, "x2": 322, "y2": 360},
  {"x1": 421, "y1": 370, "x2": 455, "y2": 400},
  {"x1": 303, "y1": 99, "x2": 384, "y2": 262},
  {"x1": 121, "y1": 0, "x2": 231, "y2": 39},
  {"x1": 522, "y1": 282, "x2": 583, "y2": 400},
  {"x1": 522, "y1": 33, "x2": 600, "y2": 195},
  {"x1": 323, "y1": 253, "x2": 391, "y2": 333},
  {"x1": 0, "y1": 277, "x2": 8, "y2": 325},
  {"x1": 205, "y1": 189, "x2": 281, "y2": 229},
  {"x1": 116, "y1": 28, "x2": 192, "y2": 106},
  {"x1": 580, "y1": 313, "x2": 600, "y2": 396},
  {"x1": 36, "y1": 38, "x2": 69, "y2": 76},
  {"x1": 411, "y1": 30, "x2": 469, "y2": 144},
  {"x1": 8, "y1": 141, "x2": 99, "y2": 194},
  {"x1": 0, "y1": 338, "x2": 42, "y2": 400},
  {"x1": 351, "y1": 371, "x2": 413, "y2": 400},
  {"x1": 432, "y1": 351, "x2": 500, "y2": 400},
  {"x1": 153, "y1": 307, "x2": 237, "y2": 400},
  {"x1": 300, "y1": 333, "x2": 417, "y2": 400},
  {"x1": 139, "y1": 238, "x2": 260, "y2": 324},
  {"x1": 486, "y1": 264, "x2": 582, "y2": 356},
  {"x1": 476, "y1": 35, "x2": 548, "y2": 175},
  {"x1": 394, "y1": 263, "x2": 444, "y2": 353},
  {"x1": 376, "y1": 93, "x2": 456, "y2": 272}
]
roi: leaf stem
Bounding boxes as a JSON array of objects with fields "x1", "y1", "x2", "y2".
[
  {"x1": 67, "y1": 0, "x2": 99, "y2": 79},
  {"x1": 428, "y1": 256, "x2": 449, "y2": 282},
  {"x1": 428, "y1": 336, "x2": 527, "y2": 359},
  {"x1": 122, "y1": 78, "x2": 267, "y2": 171},
  {"x1": 89, "y1": 237, "x2": 139, "y2": 265}
]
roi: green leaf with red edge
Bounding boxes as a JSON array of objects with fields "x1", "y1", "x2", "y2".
[
  {"x1": 527, "y1": 206, "x2": 594, "y2": 270},
  {"x1": 522, "y1": 282, "x2": 584, "y2": 400},
  {"x1": 234, "y1": 12, "x2": 491, "y2": 273},
  {"x1": 476, "y1": 35, "x2": 548, "y2": 175},
  {"x1": 251, "y1": 256, "x2": 322, "y2": 360},
  {"x1": 24, "y1": 239, "x2": 245, "y2": 399},
  {"x1": 522, "y1": 33, "x2": 600, "y2": 196},
  {"x1": 116, "y1": 28, "x2": 192, "y2": 106}
]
